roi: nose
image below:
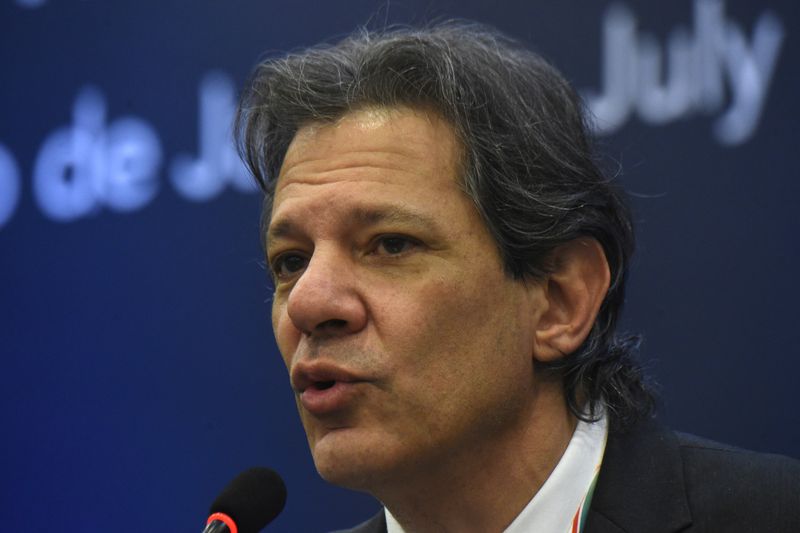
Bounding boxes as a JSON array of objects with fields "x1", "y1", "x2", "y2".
[{"x1": 285, "y1": 248, "x2": 368, "y2": 337}]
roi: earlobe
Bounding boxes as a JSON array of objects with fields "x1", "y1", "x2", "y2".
[{"x1": 532, "y1": 238, "x2": 611, "y2": 363}]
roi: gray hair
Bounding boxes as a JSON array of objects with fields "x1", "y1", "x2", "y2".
[{"x1": 236, "y1": 22, "x2": 654, "y2": 428}]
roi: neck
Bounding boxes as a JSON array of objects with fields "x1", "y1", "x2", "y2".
[{"x1": 375, "y1": 383, "x2": 577, "y2": 533}]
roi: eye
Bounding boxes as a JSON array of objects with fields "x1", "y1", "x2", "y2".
[
  {"x1": 374, "y1": 235, "x2": 418, "y2": 256},
  {"x1": 271, "y1": 252, "x2": 309, "y2": 281}
]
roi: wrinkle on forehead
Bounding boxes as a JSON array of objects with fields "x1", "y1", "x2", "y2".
[
  {"x1": 284, "y1": 106, "x2": 456, "y2": 162},
  {"x1": 278, "y1": 157, "x2": 428, "y2": 189},
  {"x1": 276, "y1": 107, "x2": 463, "y2": 200}
]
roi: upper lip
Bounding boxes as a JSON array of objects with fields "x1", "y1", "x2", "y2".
[{"x1": 290, "y1": 360, "x2": 366, "y2": 392}]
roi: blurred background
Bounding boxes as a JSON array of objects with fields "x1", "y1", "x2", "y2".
[{"x1": 1, "y1": 0, "x2": 798, "y2": 530}]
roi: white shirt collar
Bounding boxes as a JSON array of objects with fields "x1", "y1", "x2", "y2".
[{"x1": 385, "y1": 412, "x2": 608, "y2": 533}]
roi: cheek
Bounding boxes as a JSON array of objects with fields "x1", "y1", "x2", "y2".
[
  {"x1": 272, "y1": 300, "x2": 296, "y2": 369},
  {"x1": 377, "y1": 271, "x2": 525, "y2": 381}
]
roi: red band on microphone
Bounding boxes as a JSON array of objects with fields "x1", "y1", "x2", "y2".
[{"x1": 207, "y1": 512, "x2": 238, "y2": 533}]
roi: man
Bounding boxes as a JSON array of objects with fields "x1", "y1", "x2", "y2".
[{"x1": 236, "y1": 23, "x2": 799, "y2": 532}]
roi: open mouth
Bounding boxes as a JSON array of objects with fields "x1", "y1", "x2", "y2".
[
  {"x1": 298, "y1": 376, "x2": 359, "y2": 414},
  {"x1": 311, "y1": 380, "x2": 336, "y2": 391}
]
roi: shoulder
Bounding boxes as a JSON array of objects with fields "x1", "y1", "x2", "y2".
[
  {"x1": 589, "y1": 419, "x2": 800, "y2": 532},
  {"x1": 675, "y1": 430, "x2": 800, "y2": 478},
  {"x1": 674, "y1": 431, "x2": 800, "y2": 528}
]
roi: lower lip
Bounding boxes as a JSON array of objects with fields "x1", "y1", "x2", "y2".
[{"x1": 300, "y1": 381, "x2": 362, "y2": 415}]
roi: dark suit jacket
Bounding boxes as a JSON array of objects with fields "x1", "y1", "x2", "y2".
[{"x1": 333, "y1": 419, "x2": 800, "y2": 532}]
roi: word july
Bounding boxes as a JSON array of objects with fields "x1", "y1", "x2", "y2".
[{"x1": 584, "y1": 0, "x2": 785, "y2": 145}]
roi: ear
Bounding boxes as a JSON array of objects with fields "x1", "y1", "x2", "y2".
[{"x1": 532, "y1": 238, "x2": 611, "y2": 363}]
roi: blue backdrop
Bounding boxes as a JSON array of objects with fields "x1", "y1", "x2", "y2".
[{"x1": 2, "y1": 0, "x2": 798, "y2": 531}]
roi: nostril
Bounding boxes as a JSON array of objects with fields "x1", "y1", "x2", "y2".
[{"x1": 316, "y1": 319, "x2": 348, "y2": 330}]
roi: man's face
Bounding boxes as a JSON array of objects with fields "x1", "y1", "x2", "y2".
[{"x1": 267, "y1": 107, "x2": 545, "y2": 491}]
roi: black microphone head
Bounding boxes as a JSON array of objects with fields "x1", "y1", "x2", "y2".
[{"x1": 209, "y1": 467, "x2": 287, "y2": 532}]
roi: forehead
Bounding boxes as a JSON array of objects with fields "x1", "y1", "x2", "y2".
[
  {"x1": 276, "y1": 107, "x2": 461, "y2": 191},
  {"x1": 268, "y1": 107, "x2": 468, "y2": 234}
]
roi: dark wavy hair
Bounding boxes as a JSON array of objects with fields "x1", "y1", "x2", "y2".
[{"x1": 236, "y1": 22, "x2": 655, "y2": 428}]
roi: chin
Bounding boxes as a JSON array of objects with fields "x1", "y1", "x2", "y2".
[
  {"x1": 311, "y1": 429, "x2": 400, "y2": 491},
  {"x1": 314, "y1": 451, "x2": 380, "y2": 491}
]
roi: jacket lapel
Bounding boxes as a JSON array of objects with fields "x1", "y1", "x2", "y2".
[{"x1": 584, "y1": 419, "x2": 693, "y2": 533}]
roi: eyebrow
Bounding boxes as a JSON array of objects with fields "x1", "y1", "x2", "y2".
[{"x1": 267, "y1": 205, "x2": 442, "y2": 246}]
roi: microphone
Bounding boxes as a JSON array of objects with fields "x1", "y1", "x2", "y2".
[{"x1": 203, "y1": 467, "x2": 287, "y2": 533}]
